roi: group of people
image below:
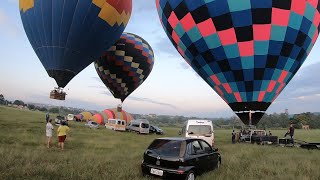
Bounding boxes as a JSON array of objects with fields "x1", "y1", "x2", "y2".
[
  {"x1": 45, "y1": 113, "x2": 70, "y2": 150},
  {"x1": 231, "y1": 124, "x2": 295, "y2": 144}
]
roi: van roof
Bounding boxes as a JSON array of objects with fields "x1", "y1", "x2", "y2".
[{"x1": 186, "y1": 119, "x2": 213, "y2": 123}]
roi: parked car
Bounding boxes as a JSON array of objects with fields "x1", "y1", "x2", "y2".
[
  {"x1": 55, "y1": 115, "x2": 68, "y2": 126},
  {"x1": 126, "y1": 119, "x2": 150, "y2": 134},
  {"x1": 85, "y1": 121, "x2": 99, "y2": 129},
  {"x1": 141, "y1": 137, "x2": 221, "y2": 179},
  {"x1": 180, "y1": 120, "x2": 215, "y2": 146},
  {"x1": 149, "y1": 125, "x2": 164, "y2": 135},
  {"x1": 66, "y1": 114, "x2": 75, "y2": 121}
]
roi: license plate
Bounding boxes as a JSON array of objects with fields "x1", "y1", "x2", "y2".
[{"x1": 150, "y1": 168, "x2": 163, "y2": 176}]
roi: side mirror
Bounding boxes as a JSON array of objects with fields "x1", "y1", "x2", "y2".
[{"x1": 213, "y1": 148, "x2": 218, "y2": 152}]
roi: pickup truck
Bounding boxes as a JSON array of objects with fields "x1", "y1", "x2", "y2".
[{"x1": 240, "y1": 129, "x2": 278, "y2": 145}]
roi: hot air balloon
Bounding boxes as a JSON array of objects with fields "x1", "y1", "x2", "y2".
[
  {"x1": 91, "y1": 107, "x2": 134, "y2": 125},
  {"x1": 75, "y1": 111, "x2": 94, "y2": 122},
  {"x1": 156, "y1": 0, "x2": 320, "y2": 125},
  {"x1": 95, "y1": 32, "x2": 155, "y2": 102},
  {"x1": 19, "y1": 0, "x2": 132, "y2": 100}
]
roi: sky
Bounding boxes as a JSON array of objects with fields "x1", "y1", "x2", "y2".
[{"x1": 0, "y1": 0, "x2": 320, "y2": 118}]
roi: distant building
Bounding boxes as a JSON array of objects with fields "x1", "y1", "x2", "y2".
[
  {"x1": 285, "y1": 109, "x2": 289, "y2": 115},
  {"x1": 148, "y1": 114, "x2": 157, "y2": 118}
]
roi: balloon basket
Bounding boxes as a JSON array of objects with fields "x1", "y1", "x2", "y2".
[{"x1": 50, "y1": 88, "x2": 66, "y2": 100}]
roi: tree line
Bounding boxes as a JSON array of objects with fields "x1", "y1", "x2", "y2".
[
  {"x1": 0, "y1": 94, "x2": 82, "y2": 115},
  {"x1": 140, "y1": 113, "x2": 320, "y2": 129}
]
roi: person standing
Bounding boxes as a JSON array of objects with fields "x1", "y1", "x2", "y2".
[
  {"x1": 232, "y1": 130, "x2": 236, "y2": 144},
  {"x1": 46, "y1": 119, "x2": 54, "y2": 148},
  {"x1": 289, "y1": 124, "x2": 295, "y2": 143},
  {"x1": 57, "y1": 122, "x2": 70, "y2": 150},
  {"x1": 45, "y1": 112, "x2": 50, "y2": 123}
]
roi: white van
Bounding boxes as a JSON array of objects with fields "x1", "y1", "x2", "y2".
[
  {"x1": 180, "y1": 119, "x2": 215, "y2": 146},
  {"x1": 105, "y1": 119, "x2": 126, "y2": 131},
  {"x1": 67, "y1": 114, "x2": 74, "y2": 121},
  {"x1": 126, "y1": 119, "x2": 150, "y2": 134}
]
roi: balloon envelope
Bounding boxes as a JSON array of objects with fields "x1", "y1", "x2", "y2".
[
  {"x1": 91, "y1": 108, "x2": 134, "y2": 125},
  {"x1": 156, "y1": 0, "x2": 320, "y2": 125},
  {"x1": 19, "y1": 0, "x2": 132, "y2": 87},
  {"x1": 95, "y1": 32, "x2": 154, "y2": 102}
]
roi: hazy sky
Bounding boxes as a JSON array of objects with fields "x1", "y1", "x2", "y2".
[{"x1": 0, "y1": 0, "x2": 320, "y2": 118}]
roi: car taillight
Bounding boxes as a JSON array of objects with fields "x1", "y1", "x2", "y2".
[{"x1": 177, "y1": 170, "x2": 184, "y2": 174}]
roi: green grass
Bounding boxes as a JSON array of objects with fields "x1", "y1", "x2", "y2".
[{"x1": 0, "y1": 106, "x2": 320, "y2": 180}]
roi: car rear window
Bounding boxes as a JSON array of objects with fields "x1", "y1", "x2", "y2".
[
  {"x1": 148, "y1": 139, "x2": 183, "y2": 157},
  {"x1": 141, "y1": 123, "x2": 149, "y2": 128},
  {"x1": 188, "y1": 125, "x2": 212, "y2": 135}
]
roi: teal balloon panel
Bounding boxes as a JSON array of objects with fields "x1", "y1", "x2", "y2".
[{"x1": 156, "y1": 0, "x2": 320, "y2": 125}]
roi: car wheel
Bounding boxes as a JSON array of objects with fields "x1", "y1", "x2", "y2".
[{"x1": 185, "y1": 171, "x2": 195, "y2": 180}]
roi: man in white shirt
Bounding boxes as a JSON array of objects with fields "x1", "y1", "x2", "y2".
[{"x1": 46, "y1": 119, "x2": 54, "y2": 148}]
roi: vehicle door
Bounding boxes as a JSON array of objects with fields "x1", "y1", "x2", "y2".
[
  {"x1": 199, "y1": 140, "x2": 217, "y2": 171},
  {"x1": 185, "y1": 140, "x2": 207, "y2": 174}
]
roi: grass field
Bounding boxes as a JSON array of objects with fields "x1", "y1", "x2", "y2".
[{"x1": 0, "y1": 106, "x2": 320, "y2": 180}]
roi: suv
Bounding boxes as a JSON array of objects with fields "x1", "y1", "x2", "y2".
[
  {"x1": 149, "y1": 125, "x2": 164, "y2": 135},
  {"x1": 55, "y1": 115, "x2": 68, "y2": 126},
  {"x1": 141, "y1": 137, "x2": 221, "y2": 179}
]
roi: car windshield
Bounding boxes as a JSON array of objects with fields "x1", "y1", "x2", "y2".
[
  {"x1": 148, "y1": 139, "x2": 182, "y2": 157},
  {"x1": 188, "y1": 125, "x2": 212, "y2": 135},
  {"x1": 141, "y1": 123, "x2": 149, "y2": 128}
]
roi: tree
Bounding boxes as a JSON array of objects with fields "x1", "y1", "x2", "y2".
[
  {"x1": 39, "y1": 107, "x2": 48, "y2": 112},
  {"x1": 49, "y1": 107, "x2": 59, "y2": 114},
  {"x1": 0, "y1": 94, "x2": 4, "y2": 105},
  {"x1": 13, "y1": 100, "x2": 25, "y2": 106},
  {"x1": 27, "y1": 104, "x2": 35, "y2": 110}
]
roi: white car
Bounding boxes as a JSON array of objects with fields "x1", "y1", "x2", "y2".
[{"x1": 85, "y1": 121, "x2": 99, "y2": 129}]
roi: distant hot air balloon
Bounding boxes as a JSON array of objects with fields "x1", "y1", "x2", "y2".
[
  {"x1": 19, "y1": 0, "x2": 132, "y2": 100},
  {"x1": 95, "y1": 32, "x2": 155, "y2": 102},
  {"x1": 91, "y1": 108, "x2": 134, "y2": 125},
  {"x1": 156, "y1": 0, "x2": 320, "y2": 125}
]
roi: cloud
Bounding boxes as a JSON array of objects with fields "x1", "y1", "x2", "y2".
[
  {"x1": 134, "y1": 0, "x2": 156, "y2": 13},
  {"x1": 154, "y1": 36, "x2": 180, "y2": 57},
  {"x1": 7, "y1": 0, "x2": 18, "y2": 4},
  {"x1": 268, "y1": 63, "x2": 320, "y2": 114},
  {"x1": 89, "y1": 83, "x2": 177, "y2": 109},
  {"x1": 180, "y1": 62, "x2": 190, "y2": 70},
  {"x1": 127, "y1": 96, "x2": 177, "y2": 109},
  {"x1": 0, "y1": 8, "x2": 20, "y2": 37},
  {"x1": 277, "y1": 63, "x2": 320, "y2": 100}
]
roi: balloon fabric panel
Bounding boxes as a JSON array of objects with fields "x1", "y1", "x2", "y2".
[
  {"x1": 157, "y1": 0, "x2": 320, "y2": 125},
  {"x1": 95, "y1": 32, "x2": 154, "y2": 102},
  {"x1": 95, "y1": 108, "x2": 134, "y2": 125},
  {"x1": 19, "y1": 0, "x2": 132, "y2": 87}
]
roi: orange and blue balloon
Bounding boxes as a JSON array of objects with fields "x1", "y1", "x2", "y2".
[{"x1": 19, "y1": 0, "x2": 132, "y2": 88}]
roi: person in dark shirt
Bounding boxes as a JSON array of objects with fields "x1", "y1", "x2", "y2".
[
  {"x1": 269, "y1": 131, "x2": 272, "y2": 136},
  {"x1": 284, "y1": 124, "x2": 295, "y2": 144},
  {"x1": 45, "y1": 112, "x2": 50, "y2": 123},
  {"x1": 289, "y1": 124, "x2": 295, "y2": 139},
  {"x1": 232, "y1": 130, "x2": 236, "y2": 144}
]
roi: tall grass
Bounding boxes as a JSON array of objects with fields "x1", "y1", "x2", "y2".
[{"x1": 0, "y1": 106, "x2": 319, "y2": 180}]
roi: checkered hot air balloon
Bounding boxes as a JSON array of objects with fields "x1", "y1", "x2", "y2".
[
  {"x1": 95, "y1": 32, "x2": 155, "y2": 102},
  {"x1": 19, "y1": 0, "x2": 132, "y2": 99},
  {"x1": 156, "y1": 0, "x2": 320, "y2": 125}
]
